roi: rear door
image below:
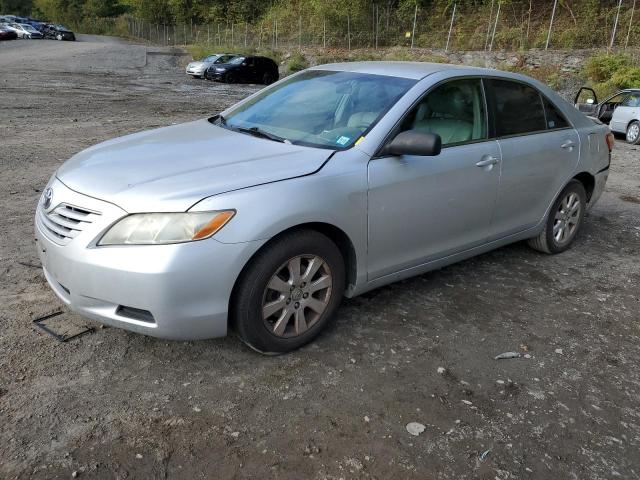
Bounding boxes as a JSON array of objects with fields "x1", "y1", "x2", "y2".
[{"x1": 486, "y1": 79, "x2": 580, "y2": 239}]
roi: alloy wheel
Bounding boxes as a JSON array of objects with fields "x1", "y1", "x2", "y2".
[
  {"x1": 553, "y1": 192, "x2": 582, "y2": 245},
  {"x1": 627, "y1": 123, "x2": 640, "y2": 143},
  {"x1": 262, "y1": 255, "x2": 333, "y2": 338}
]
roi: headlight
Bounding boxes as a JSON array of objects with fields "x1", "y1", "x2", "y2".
[{"x1": 98, "y1": 210, "x2": 235, "y2": 246}]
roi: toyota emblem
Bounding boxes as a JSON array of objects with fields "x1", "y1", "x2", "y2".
[{"x1": 42, "y1": 187, "x2": 53, "y2": 209}]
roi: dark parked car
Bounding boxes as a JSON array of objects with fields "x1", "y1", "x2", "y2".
[
  {"x1": 205, "y1": 55, "x2": 279, "y2": 84},
  {"x1": 0, "y1": 26, "x2": 18, "y2": 40},
  {"x1": 43, "y1": 24, "x2": 75, "y2": 41}
]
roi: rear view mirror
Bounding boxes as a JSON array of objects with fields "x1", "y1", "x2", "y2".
[{"x1": 381, "y1": 131, "x2": 442, "y2": 157}]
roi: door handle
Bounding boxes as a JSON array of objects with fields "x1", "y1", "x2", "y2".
[
  {"x1": 561, "y1": 140, "x2": 575, "y2": 150},
  {"x1": 476, "y1": 156, "x2": 499, "y2": 167}
]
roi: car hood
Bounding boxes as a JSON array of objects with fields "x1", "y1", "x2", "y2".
[{"x1": 56, "y1": 119, "x2": 334, "y2": 213}]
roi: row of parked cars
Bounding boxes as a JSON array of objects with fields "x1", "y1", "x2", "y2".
[
  {"x1": 186, "y1": 53, "x2": 279, "y2": 84},
  {"x1": 0, "y1": 14, "x2": 75, "y2": 41}
]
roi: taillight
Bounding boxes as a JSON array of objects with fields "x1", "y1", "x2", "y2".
[{"x1": 605, "y1": 132, "x2": 615, "y2": 152}]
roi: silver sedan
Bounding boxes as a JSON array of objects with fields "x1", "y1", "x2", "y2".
[{"x1": 36, "y1": 62, "x2": 612, "y2": 353}]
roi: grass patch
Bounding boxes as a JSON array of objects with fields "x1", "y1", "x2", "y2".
[{"x1": 286, "y1": 51, "x2": 309, "y2": 73}]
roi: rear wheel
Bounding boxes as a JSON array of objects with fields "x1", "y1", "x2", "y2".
[
  {"x1": 527, "y1": 180, "x2": 586, "y2": 254},
  {"x1": 232, "y1": 230, "x2": 345, "y2": 354},
  {"x1": 262, "y1": 72, "x2": 275, "y2": 85},
  {"x1": 626, "y1": 121, "x2": 640, "y2": 145}
]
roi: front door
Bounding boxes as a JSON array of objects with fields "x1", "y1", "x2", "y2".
[{"x1": 367, "y1": 78, "x2": 501, "y2": 280}]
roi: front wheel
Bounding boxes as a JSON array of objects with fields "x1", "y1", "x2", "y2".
[
  {"x1": 225, "y1": 72, "x2": 237, "y2": 84},
  {"x1": 527, "y1": 180, "x2": 586, "y2": 254},
  {"x1": 626, "y1": 121, "x2": 640, "y2": 145},
  {"x1": 232, "y1": 230, "x2": 345, "y2": 354}
]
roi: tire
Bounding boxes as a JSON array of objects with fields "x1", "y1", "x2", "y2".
[
  {"x1": 262, "y1": 72, "x2": 275, "y2": 85},
  {"x1": 225, "y1": 72, "x2": 237, "y2": 84},
  {"x1": 527, "y1": 180, "x2": 587, "y2": 254},
  {"x1": 232, "y1": 230, "x2": 345, "y2": 354},
  {"x1": 626, "y1": 121, "x2": 640, "y2": 145}
]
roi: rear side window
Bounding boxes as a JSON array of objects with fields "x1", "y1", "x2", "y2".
[
  {"x1": 489, "y1": 79, "x2": 546, "y2": 136},
  {"x1": 543, "y1": 98, "x2": 570, "y2": 129}
]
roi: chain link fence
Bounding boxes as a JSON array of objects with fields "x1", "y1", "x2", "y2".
[{"x1": 122, "y1": 1, "x2": 639, "y2": 53}]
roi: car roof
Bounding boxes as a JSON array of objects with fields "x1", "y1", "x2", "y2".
[{"x1": 311, "y1": 61, "x2": 490, "y2": 80}]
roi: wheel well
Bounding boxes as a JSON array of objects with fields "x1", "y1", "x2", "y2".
[
  {"x1": 573, "y1": 172, "x2": 595, "y2": 202},
  {"x1": 228, "y1": 223, "x2": 358, "y2": 326}
]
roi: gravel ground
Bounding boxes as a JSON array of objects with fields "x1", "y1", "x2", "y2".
[{"x1": 1, "y1": 36, "x2": 639, "y2": 480}]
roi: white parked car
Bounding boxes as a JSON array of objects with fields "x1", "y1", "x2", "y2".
[{"x1": 575, "y1": 87, "x2": 640, "y2": 144}]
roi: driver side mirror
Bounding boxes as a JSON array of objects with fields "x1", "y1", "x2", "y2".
[
  {"x1": 381, "y1": 131, "x2": 442, "y2": 157},
  {"x1": 242, "y1": 62, "x2": 247, "y2": 66}
]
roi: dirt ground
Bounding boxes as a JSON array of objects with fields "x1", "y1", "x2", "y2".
[{"x1": 1, "y1": 36, "x2": 639, "y2": 480}]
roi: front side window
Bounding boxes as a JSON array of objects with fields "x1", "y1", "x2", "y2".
[
  {"x1": 221, "y1": 70, "x2": 416, "y2": 149},
  {"x1": 489, "y1": 79, "x2": 546, "y2": 136},
  {"x1": 215, "y1": 55, "x2": 234, "y2": 64},
  {"x1": 622, "y1": 93, "x2": 640, "y2": 107},
  {"x1": 399, "y1": 78, "x2": 487, "y2": 146}
]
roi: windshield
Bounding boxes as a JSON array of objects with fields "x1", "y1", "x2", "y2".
[
  {"x1": 202, "y1": 55, "x2": 219, "y2": 62},
  {"x1": 229, "y1": 56, "x2": 245, "y2": 65},
  {"x1": 222, "y1": 70, "x2": 416, "y2": 150},
  {"x1": 55, "y1": 25, "x2": 69, "y2": 31}
]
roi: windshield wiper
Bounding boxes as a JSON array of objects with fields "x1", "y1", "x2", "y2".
[{"x1": 231, "y1": 125, "x2": 287, "y2": 143}]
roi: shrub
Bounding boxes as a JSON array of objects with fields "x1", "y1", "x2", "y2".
[
  {"x1": 287, "y1": 52, "x2": 309, "y2": 73},
  {"x1": 584, "y1": 53, "x2": 632, "y2": 83}
]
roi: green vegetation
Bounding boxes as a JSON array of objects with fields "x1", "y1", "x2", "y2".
[
  {"x1": 286, "y1": 52, "x2": 309, "y2": 73},
  {"x1": 9, "y1": 1, "x2": 638, "y2": 52},
  {"x1": 585, "y1": 53, "x2": 640, "y2": 97}
]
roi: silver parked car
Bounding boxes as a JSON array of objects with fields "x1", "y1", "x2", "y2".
[
  {"x1": 7, "y1": 23, "x2": 43, "y2": 39},
  {"x1": 186, "y1": 54, "x2": 237, "y2": 78},
  {"x1": 36, "y1": 62, "x2": 612, "y2": 353},
  {"x1": 575, "y1": 87, "x2": 640, "y2": 144}
]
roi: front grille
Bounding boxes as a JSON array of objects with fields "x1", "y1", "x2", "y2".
[{"x1": 38, "y1": 203, "x2": 100, "y2": 245}]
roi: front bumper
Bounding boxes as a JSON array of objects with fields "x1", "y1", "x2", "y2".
[
  {"x1": 186, "y1": 67, "x2": 206, "y2": 76},
  {"x1": 35, "y1": 178, "x2": 264, "y2": 340}
]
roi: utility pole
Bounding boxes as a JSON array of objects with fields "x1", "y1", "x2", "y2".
[
  {"x1": 485, "y1": 0, "x2": 494, "y2": 50},
  {"x1": 545, "y1": 0, "x2": 558, "y2": 50},
  {"x1": 323, "y1": 19, "x2": 326, "y2": 48},
  {"x1": 489, "y1": 1, "x2": 500, "y2": 51},
  {"x1": 610, "y1": 0, "x2": 624, "y2": 49},
  {"x1": 626, "y1": 0, "x2": 636, "y2": 49},
  {"x1": 411, "y1": 2, "x2": 418, "y2": 49},
  {"x1": 445, "y1": 2, "x2": 457, "y2": 52}
]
